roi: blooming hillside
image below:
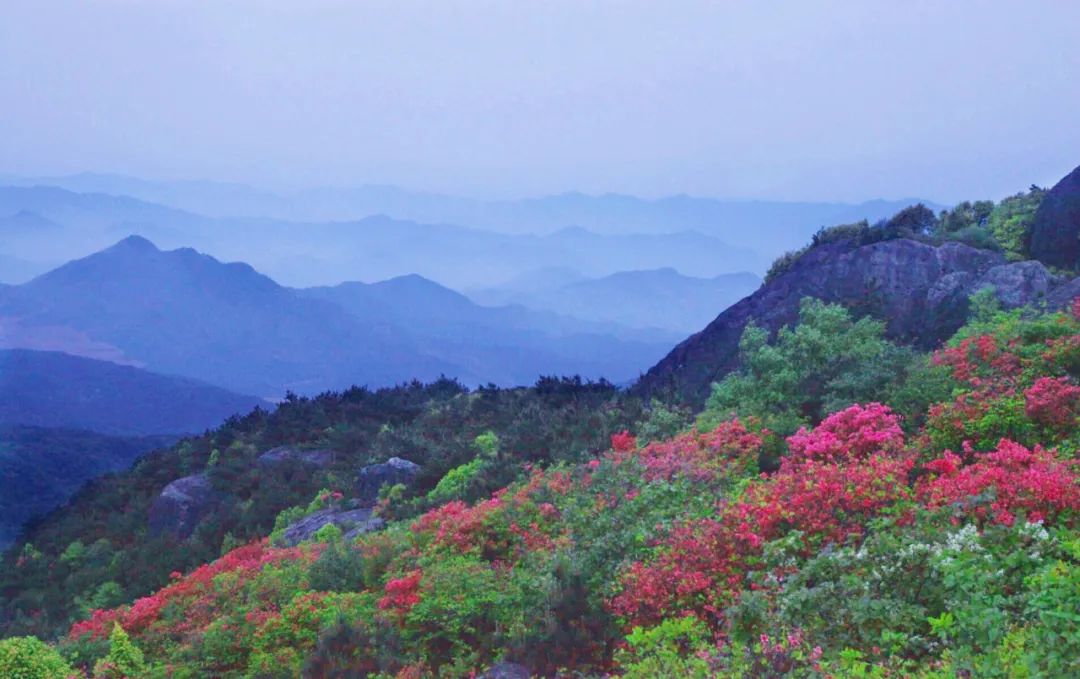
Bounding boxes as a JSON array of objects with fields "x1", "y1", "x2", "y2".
[
  {"x1": 30, "y1": 301, "x2": 1077, "y2": 678},
  {"x1": 0, "y1": 299, "x2": 1074, "y2": 678}
]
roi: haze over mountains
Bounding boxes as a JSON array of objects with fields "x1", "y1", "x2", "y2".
[
  {"x1": 0, "y1": 174, "x2": 941, "y2": 289},
  {"x1": 0, "y1": 236, "x2": 678, "y2": 397},
  {"x1": 0, "y1": 172, "x2": 941, "y2": 240},
  {"x1": 471, "y1": 268, "x2": 761, "y2": 334}
]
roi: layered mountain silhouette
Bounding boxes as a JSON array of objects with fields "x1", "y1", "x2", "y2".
[
  {"x1": 0, "y1": 180, "x2": 943, "y2": 291},
  {"x1": 0, "y1": 185, "x2": 765, "y2": 289},
  {"x1": 0, "y1": 237, "x2": 678, "y2": 396},
  {"x1": 3, "y1": 172, "x2": 941, "y2": 255},
  {"x1": 472, "y1": 268, "x2": 761, "y2": 333}
]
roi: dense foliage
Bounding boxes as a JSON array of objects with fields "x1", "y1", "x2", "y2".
[
  {"x1": 0, "y1": 377, "x2": 648, "y2": 640},
  {"x1": 702, "y1": 298, "x2": 915, "y2": 441},
  {"x1": 3, "y1": 297, "x2": 1075, "y2": 677},
  {"x1": 0, "y1": 426, "x2": 174, "y2": 550}
]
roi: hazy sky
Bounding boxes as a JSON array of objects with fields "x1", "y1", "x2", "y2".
[{"x1": 2, "y1": 1, "x2": 1079, "y2": 202}]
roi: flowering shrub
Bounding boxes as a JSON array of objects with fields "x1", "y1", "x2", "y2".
[
  {"x1": 610, "y1": 517, "x2": 750, "y2": 628},
  {"x1": 611, "y1": 412, "x2": 913, "y2": 630},
  {"x1": 739, "y1": 453, "x2": 914, "y2": 549},
  {"x1": 378, "y1": 570, "x2": 423, "y2": 619},
  {"x1": 786, "y1": 403, "x2": 905, "y2": 462},
  {"x1": 934, "y1": 333, "x2": 1022, "y2": 387},
  {"x1": 610, "y1": 431, "x2": 637, "y2": 453},
  {"x1": 612, "y1": 419, "x2": 763, "y2": 483},
  {"x1": 69, "y1": 540, "x2": 316, "y2": 641},
  {"x1": 43, "y1": 301, "x2": 1080, "y2": 677},
  {"x1": 918, "y1": 439, "x2": 1080, "y2": 525},
  {"x1": 1024, "y1": 376, "x2": 1080, "y2": 432}
]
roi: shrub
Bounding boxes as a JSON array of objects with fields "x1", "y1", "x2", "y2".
[
  {"x1": 91, "y1": 624, "x2": 145, "y2": 679},
  {"x1": 616, "y1": 616, "x2": 715, "y2": 678},
  {"x1": 704, "y1": 299, "x2": 914, "y2": 434},
  {"x1": 0, "y1": 636, "x2": 76, "y2": 679},
  {"x1": 918, "y1": 440, "x2": 1080, "y2": 526}
]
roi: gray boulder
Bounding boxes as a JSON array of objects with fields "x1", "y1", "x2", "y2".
[
  {"x1": 478, "y1": 662, "x2": 531, "y2": 679},
  {"x1": 1047, "y1": 276, "x2": 1080, "y2": 310},
  {"x1": 257, "y1": 445, "x2": 334, "y2": 468},
  {"x1": 148, "y1": 473, "x2": 221, "y2": 539},
  {"x1": 355, "y1": 456, "x2": 420, "y2": 506},
  {"x1": 279, "y1": 508, "x2": 384, "y2": 546},
  {"x1": 975, "y1": 260, "x2": 1058, "y2": 307}
]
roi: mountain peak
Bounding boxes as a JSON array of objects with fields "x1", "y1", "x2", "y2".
[{"x1": 108, "y1": 234, "x2": 160, "y2": 254}]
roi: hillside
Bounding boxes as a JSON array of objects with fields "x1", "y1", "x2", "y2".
[
  {"x1": 0, "y1": 426, "x2": 173, "y2": 549},
  {"x1": 635, "y1": 178, "x2": 1080, "y2": 407},
  {"x1": 3, "y1": 296, "x2": 1077, "y2": 677},
  {"x1": 0, "y1": 349, "x2": 265, "y2": 436},
  {"x1": 635, "y1": 238, "x2": 1078, "y2": 406},
  {"x1": 0, "y1": 376, "x2": 648, "y2": 640}
]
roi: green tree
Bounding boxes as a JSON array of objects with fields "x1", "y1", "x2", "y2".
[
  {"x1": 702, "y1": 298, "x2": 914, "y2": 434},
  {"x1": 987, "y1": 186, "x2": 1045, "y2": 260},
  {"x1": 0, "y1": 636, "x2": 75, "y2": 679},
  {"x1": 937, "y1": 200, "x2": 994, "y2": 234},
  {"x1": 92, "y1": 623, "x2": 146, "y2": 679}
]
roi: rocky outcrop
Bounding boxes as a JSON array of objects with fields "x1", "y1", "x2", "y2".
[
  {"x1": 257, "y1": 445, "x2": 334, "y2": 468},
  {"x1": 478, "y1": 662, "x2": 531, "y2": 679},
  {"x1": 355, "y1": 457, "x2": 420, "y2": 506},
  {"x1": 148, "y1": 473, "x2": 221, "y2": 539},
  {"x1": 278, "y1": 508, "x2": 384, "y2": 546},
  {"x1": 634, "y1": 238, "x2": 1080, "y2": 408},
  {"x1": 1030, "y1": 163, "x2": 1080, "y2": 270}
]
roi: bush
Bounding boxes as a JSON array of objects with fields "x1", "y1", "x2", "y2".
[
  {"x1": 616, "y1": 616, "x2": 714, "y2": 678},
  {"x1": 0, "y1": 636, "x2": 76, "y2": 679},
  {"x1": 92, "y1": 623, "x2": 146, "y2": 679},
  {"x1": 703, "y1": 298, "x2": 915, "y2": 434},
  {"x1": 988, "y1": 187, "x2": 1045, "y2": 260}
]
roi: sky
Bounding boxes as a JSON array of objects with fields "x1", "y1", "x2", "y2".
[{"x1": 2, "y1": 1, "x2": 1079, "y2": 203}]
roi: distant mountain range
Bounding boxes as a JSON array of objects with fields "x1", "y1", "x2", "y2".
[
  {"x1": 0, "y1": 176, "x2": 943, "y2": 288},
  {"x1": 471, "y1": 268, "x2": 762, "y2": 334},
  {"x1": 0, "y1": 349, "x2": 265, "y2": 436},
  {"x1": 0, "y1": 237, "x2": 681, "y2": 396},
  {"x1": 2, "y1": 172, "x2": 944, "y2": 249},
  {"x1": 0, "y1": 185, "x2": 765, "y2": 289}
]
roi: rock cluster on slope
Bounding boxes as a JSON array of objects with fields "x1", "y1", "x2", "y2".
[
  {"x1": 355, "y1": 457, "x2": 421, "y2": 506},
  {"x1": 147, "y1": 473, "x2": 221, "y2": 540},
  {"x1": 635, "y1": 238, "x2": 1080, "y2": 407}
]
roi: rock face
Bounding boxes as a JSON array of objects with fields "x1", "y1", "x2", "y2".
[
  {"x1": 257, "y1": 445, "x2": 334, "y2": 468},
  {"x1": 148, "y1": 473, "x2": 221, "y2": 539},
  {"x1": 1030, "y1": 164, "x2": 1080, "y2": 270},
  {"x1": 634, "y1": 238, "x2": 1079, "y2": 408},
  {"x1": 279, "y1": 508, "x2": 384, "y2": 546},
  {"x1": 355, "y1": 457, "x2": 420, "y2": 506}
]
